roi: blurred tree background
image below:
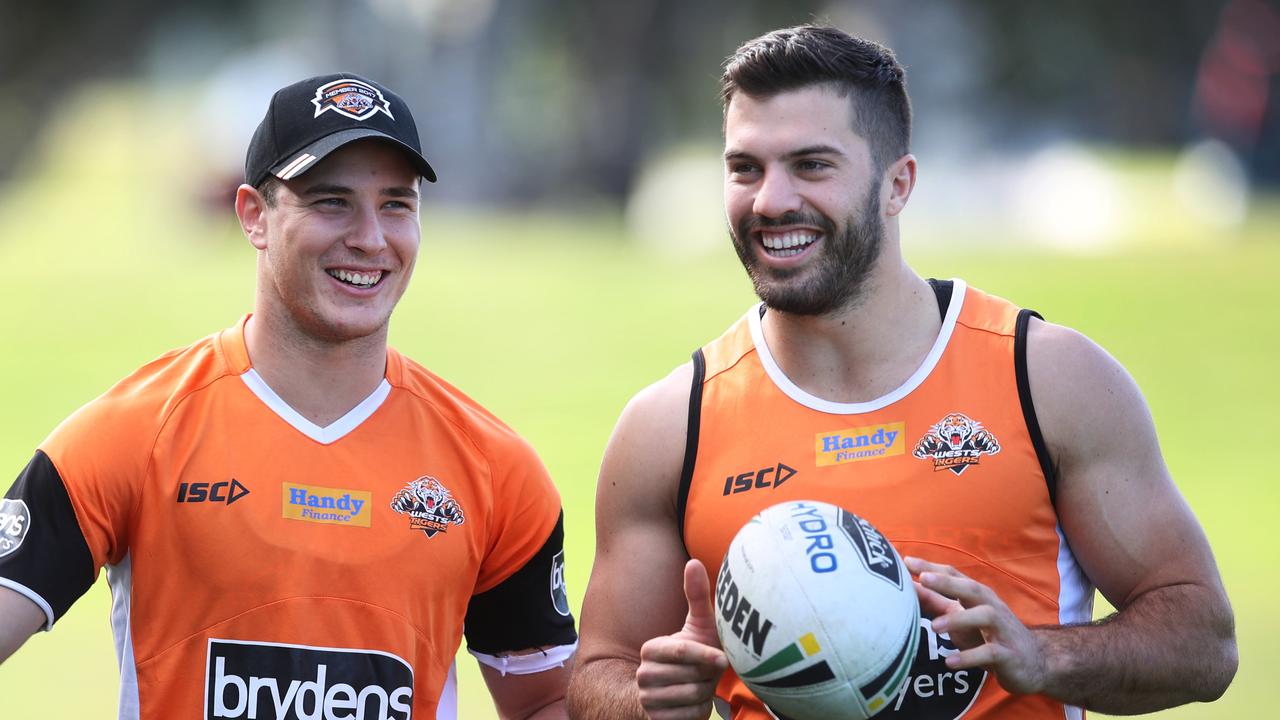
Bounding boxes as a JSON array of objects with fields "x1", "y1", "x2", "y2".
[{"x1": 1, "y1": 0, "x2": 1275, "y2": 205}]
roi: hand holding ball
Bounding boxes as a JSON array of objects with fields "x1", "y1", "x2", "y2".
[{"x1": 714, "y1": 500, "x2": 919, "y2": 719}]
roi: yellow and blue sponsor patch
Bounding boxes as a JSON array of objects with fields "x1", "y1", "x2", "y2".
[
  {"x1": 815, "y1": 422, "x2": 905, "y2": 466},
  {"x1": 282, "y1": 483, "x2": 372, "y2": 527}
]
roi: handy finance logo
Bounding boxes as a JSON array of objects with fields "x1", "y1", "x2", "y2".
[
  {"x1": 282, "y1": 483, "x2": 372, "y2": 527},
  {"x1": 815, "y1": 422, "x2": 905, "y2": 466}
]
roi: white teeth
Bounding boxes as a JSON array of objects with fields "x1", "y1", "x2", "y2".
[
  {"x1": 761, "y1": 231, "x2": 818, "y2": 252},
  {"x1": 328, "y1": 269, "x2": 383, "y2": 287}
]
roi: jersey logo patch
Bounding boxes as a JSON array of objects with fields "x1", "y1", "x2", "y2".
[
  {"x1": 876, "y1": 617, "x2": 986, "y2": 718},
  {"x1": 283, "y1": 483, "x2": 372, "y2": 527},
  {"x1": 550, "y1": 549, "x2": 571, "y2": 617},
  {"x1": 177, "y1": 479, "x2": 250, "y2": 505},
  {"x1": 311, "y1": 78, "x2": 394, "y2": 121},
  {"x1": 0, "y1": 499, "x2": 31, "y2": 558},
  {"x1": 722, "y1": 462, "x2": 796, "y2": 496},
  {"x1": 816, "y1": 422, "x2": 905, "y2": 466},
  {"x1": 390, "y1": 476, "x2": 464, "y2": 538},
  {"x1": 205, "y1": 638, "x2": 412, "y2": 720},
  {"x1": 912, "y1": 413, "x2": 1001, "y2": 476}
]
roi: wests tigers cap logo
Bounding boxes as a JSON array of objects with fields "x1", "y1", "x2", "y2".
[
  {"x1": 245, "y1": 72, "x2": 437, "y2": 186},
  {"x1": 311, "y1": 79, "x2": 394, "y2": 121}
]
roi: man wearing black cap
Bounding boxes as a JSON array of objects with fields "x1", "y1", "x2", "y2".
[{"x1": 0, "y1": 74, "x2": 576, "y2": 719}]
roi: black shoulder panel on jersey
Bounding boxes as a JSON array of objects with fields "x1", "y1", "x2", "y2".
[
  {"x1": 676, "y1": 348, "x2": 706, "y2": 551},
  {"x1": 464, "y1": 511, "x2": 577, "y2": 655},
  {"x1": 926, "y1": 278, "x2": 954, "y2": 321},
  {"x1": 1015, "y1": 309, "x2": 1058, "y2": 506},
  {"x1": 0, "y1": 450, "x2": 95, "y2": 624}
]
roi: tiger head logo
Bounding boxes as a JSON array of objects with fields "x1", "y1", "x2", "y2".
[
  {"x1": 937, "y1": 413, "x2": 978, "y2": 449},
  {"x1": 391, "y1": 476, "x2": 464, "y2": 537},
  {"x1": 913, "y1": 413, "x2": 1001, "y2": 476}
]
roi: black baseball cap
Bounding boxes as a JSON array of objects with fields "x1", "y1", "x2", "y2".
[{"x1": 244, "y1": 73, "x2": 437, "y2": 187}]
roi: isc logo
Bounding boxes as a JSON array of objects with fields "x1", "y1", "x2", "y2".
[
  {"x1": 178, "y1": 480, "x2": 250, "y2": 506},
  {"x1": 722, "y1": 462, "x2": 796, "y2": 496}
]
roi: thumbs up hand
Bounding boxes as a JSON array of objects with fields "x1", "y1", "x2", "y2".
[{"x1": 636, "y1": 559, "x2": 729, "y2": 720}]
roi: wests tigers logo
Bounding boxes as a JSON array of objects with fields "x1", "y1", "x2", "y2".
[
  {"x1": 311, "y1": 79, "x2": 393, "y2": 121},
  {"x1": 913, "y1": 413, "x2": 1001, "y2": 476},
  {"x1": 390, "y1": 476, "x2": 464, "y2": 538}
]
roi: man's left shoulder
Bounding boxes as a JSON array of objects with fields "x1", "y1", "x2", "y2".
[
  {"x1": 1025, "y1": 317, "x2": 1116, "y2": 379},
  {"x1": 389, "y1": 349, "x2": 537, "y2": 457},
  {"x1": 1024, "y1": 316, "x2": 1152, "y2": 457}
]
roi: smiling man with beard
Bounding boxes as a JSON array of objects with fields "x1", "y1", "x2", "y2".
[{"x1": 567, "y1": 24, "x2": 1236, "y2": 720}]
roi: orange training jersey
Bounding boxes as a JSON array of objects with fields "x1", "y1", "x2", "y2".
[
  {"x1": 0, "y1": 316, "x2": 577, "y2": 720},
  {"x1": 680, "y1": 280, "x2": 1093, "y2": 720}
]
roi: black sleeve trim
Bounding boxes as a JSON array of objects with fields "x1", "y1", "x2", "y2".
[
  {"x1": 1015, "y1": 309, "x2": 1058, "y2": 507},
  {"x1": 926, "y1": 278, "x2": 954, "y2": 322},
  {"x1": 676, "y1": 349, "x2": 706, "y2": 552},
  {"x1": 1, "y1": 450, "x2": 96, "y2": 626},
  {"x1": 463, "y1": 511, "x2": 577, "y2": 654}
]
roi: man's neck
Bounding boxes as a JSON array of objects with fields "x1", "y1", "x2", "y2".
[
  {"x1": 243, "y1": 312, "x2": 390, "y2": 427},
  {"x1": 759, "y1": 259, "x2": 942, "y2": 405}
]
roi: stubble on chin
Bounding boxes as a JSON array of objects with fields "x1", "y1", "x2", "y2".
[
  {"x1": 731, "y1": 189, "x2": 883, "y2": 317},
  {"x1": 275, "y1": 293, "x2": 393, "y2": 350}
]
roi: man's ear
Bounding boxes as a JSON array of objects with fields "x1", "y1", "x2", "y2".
[
  {"x1": 235, "y1": 184, "x2": 269, "y2": 250},
  {"x1": 883, "y1": 153, "x2": 917, "y2": 218}
]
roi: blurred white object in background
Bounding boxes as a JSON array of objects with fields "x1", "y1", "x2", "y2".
[
  {"x1": 626, "y1": 145, "x2": 726, "y2": 256},
  {"x1": 1173, "y1": 139, "x2": 1250, "y2": 230},
  {"x1": 1013, "y1": 142, "x2": 1128, "y2": 253}
]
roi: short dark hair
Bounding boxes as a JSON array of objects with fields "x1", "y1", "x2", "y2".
[
  {"x1": 721, "y1": 25, "x2": 912, "y2": 171},
  {"x1": 257, "y1": 177, "x2": 281, "y2": 208}
]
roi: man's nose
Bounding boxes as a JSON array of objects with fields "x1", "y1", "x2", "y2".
[
  {"x1": 752, "y1": 169, "x2": 803, "y2": 218},
  {"x1": 345, "y1": 205, "x2": 388, "y2": 253}
]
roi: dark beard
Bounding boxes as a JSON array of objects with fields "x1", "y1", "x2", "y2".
[{"x1": 730, "y1": 186, "x2": 883, "y2": 316}]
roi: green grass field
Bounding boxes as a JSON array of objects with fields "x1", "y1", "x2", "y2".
[{"x1": 0, "y1": 87, "x2": 1275, "y2": 717}]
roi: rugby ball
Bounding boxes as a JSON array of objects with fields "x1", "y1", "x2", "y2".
[{"x1": 714, "y1": 500, "x2": 919, "y2": 719}]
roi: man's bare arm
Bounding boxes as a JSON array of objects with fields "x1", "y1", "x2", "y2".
[
  {"x1": 480, "y1": 653, "x2": 573, "y2": 720},
  {"x1": 0, "y1": 586, "x2": 46, "y2": 664},
  {"x1": 1030, "y1": 319, "x2": 1236, "y2": 709},
  {"x1": 916, "y1": 319, "x2": 1236, "y2": 712},
  {"x1": 567, "y1": 364, "x2": 727, "y2": 720}
]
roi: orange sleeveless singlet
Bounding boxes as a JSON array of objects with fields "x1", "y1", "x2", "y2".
[{"x1": 680, "y1": 281, "x2": 1092, "y2": 720}]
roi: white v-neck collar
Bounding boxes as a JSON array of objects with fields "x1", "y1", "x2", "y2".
[
  {"x1": 748, "y1": 278, "x2": 967, "y2": 415},
  {"x1": 239, "y1": 369, "x2": 392, "y2": 445}
]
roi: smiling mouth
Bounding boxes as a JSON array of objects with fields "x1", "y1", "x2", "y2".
[
  {"x1": 760, "y1": 230, "x2": 819, "y2": 258},
  {"x1": 327, "y1": 269, "x2": 385, "y2": 288}
]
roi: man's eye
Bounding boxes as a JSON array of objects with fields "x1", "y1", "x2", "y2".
[{"x1": 315, "y1": 197, "x2": 347, "y2": 207}]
